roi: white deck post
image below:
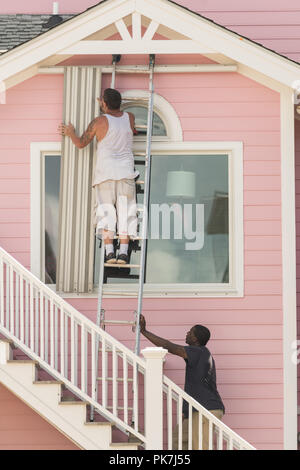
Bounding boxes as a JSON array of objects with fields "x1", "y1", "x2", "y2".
[{"x1": 141, "y1": 347, "x2": 168, "y2": 450}]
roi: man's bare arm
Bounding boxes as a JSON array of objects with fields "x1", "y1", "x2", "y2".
[
  {"x1": 58, "y1": 117, "x2": 100, "y2": 149},
  {"x1": 140, "y1": 315, "x2": 187, "y2": 359}
]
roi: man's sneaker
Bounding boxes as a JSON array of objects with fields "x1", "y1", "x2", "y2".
[
  {"x1": 116, "y1": 253, "x2": 129, "y2": 265},
  {"x1": 105, "y1": 252, "x2": 117, "y2": 264}
]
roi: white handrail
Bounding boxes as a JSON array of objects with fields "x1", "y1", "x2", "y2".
[
  {"x1": 0, "y1": 246, "x2": 255, "y2": 450},
  {"x1": 163, "y1": 376, "x2": 255, "y2": 450}
]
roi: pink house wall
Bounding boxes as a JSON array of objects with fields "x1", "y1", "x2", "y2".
[
  {"x1": 0, "y1": 383, "x2": 79, "y2": 449},
  {"x1": 0, "y1": 62, "x2": 283, "y2": 450},
  {"x1": 1, "y1": 0, "x2": 300, "y2": 62}
]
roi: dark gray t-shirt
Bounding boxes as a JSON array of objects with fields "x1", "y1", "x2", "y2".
[{"x1": 182, "y1": 345, "x2": 225, "y2": 418}]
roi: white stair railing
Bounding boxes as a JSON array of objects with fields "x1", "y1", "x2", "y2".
[
  {"x1": 163, "y1": 376, "x2": 255, "y2": 450},
  {"x1": 0, "y1": 246, "x2": 146, "y2": 444},
  {"x1": 0, "y1": 246, "x2": 255, "y2": 450}
]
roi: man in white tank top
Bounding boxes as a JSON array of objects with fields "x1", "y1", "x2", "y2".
[{"x1": 58, "y1": 88, "x2": 138, "y2": 264}]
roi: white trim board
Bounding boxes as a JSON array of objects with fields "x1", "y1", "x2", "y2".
[
  {"x1": 280, "y1": 87, "x2": 298, "y2": 450},
  {"x1": 30, "y1": 142, "x2": 61, "y2": 279},
  {"x1": 1, "y1": 0, "x2": 300, "y2": 89}
]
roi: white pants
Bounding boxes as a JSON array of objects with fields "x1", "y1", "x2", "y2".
[{"x1": 95, "y1": 178, "x2": 138, "y2": 238}]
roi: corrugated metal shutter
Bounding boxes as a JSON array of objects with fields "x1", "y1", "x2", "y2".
[{"x1": 56, "y1": 66, "x2": 102, "y2": 293}]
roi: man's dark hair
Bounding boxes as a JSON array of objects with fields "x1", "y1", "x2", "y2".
[
  {"x1": 193, "y1": 325, "x2": 210, "y2": 346},
  {"x1": 103, "y1": 88, "x2": 122, "y2": 110}
]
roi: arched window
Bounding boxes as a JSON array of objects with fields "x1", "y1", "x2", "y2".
[
  {"x1": 121, "y1": 90, "x2": 183, "y2": 142},
  {"x1": 121, "y1": 103, "x2": 167, "y2": 136}
]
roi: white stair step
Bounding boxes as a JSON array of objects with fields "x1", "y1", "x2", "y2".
[
  {"x1": 109, "y1": 442, "x2": 140, "y2": 450},
  {"x1": 104, "y1": 263, "x2": 140, "y2": 268},
  {"x1": 5, "y1": 360, "x2": 38, "y2": 383},
  {"x1": 0, "y1": 339, "x2": 14, "y2": 362},
  {"x1": 97, "y1": 377, "x2": 134, "y2": 382}
]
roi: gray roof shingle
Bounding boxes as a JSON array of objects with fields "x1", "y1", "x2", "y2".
[{"x1": 0, "y1": 14, "x2": 74, "y2": 51}]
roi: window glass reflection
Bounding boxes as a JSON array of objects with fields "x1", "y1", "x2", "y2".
[
  {"x1": 122, "y1": 105, "x2": 167, "y2": 136},
  {"x1": 44, "y1": 155, "x2": 61, "y2": 284}
]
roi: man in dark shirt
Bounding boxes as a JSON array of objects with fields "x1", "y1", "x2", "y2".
[{"x1": 140, "y1": 314, "x2": 225, "y2": 450}]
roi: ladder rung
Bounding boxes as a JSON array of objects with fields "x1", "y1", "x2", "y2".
[
  {"x1": 135, "y1": 125, "x2": 148, "y2": 129},
  {"x1": 137, "y1": 208, "x2": 144, "y2": 212},
  {"x1": 97, "y1": 377, "x2": 134, "y2": 382},
  {"x1": 123, "y1": 97, "x2": 149, "y2": 102},
  {"x1": 102, "y1": 320, "x2": 136, "y2": 325},
  {"x1": 107, "y1": 406, "x2": 134, "y2": 411},
  {"x1": 136, "y1": 180, "x2": 144, "y2": 185},
  {"x1": 111, "y1": 236, "x2": 143, "y2": 240},
  {"x1": 102, "y1": 292, "x2": 139, "y2": 296},
  {"x1": 104, "y1": 263, "x2": 140, "y2": 268}
]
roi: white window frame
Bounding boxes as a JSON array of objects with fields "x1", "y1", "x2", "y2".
[
  {"x1": 30, "y1": 140, "x2": 243, "y2": 298},
  {"x1": 30, "y1": 142, "x2": 61, "y2": 282}
]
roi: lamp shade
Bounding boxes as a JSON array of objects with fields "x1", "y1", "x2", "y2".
[{"x1": 166, "y1": 171, "x2": 196, "y2": 198}]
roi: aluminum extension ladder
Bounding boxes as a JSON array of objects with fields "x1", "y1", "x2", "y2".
[{"x1": 90, "y1": 54, "x2": 155, "y2": 422}]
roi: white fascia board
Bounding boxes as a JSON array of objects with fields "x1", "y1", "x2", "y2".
[{"x1": 136, "y1": 0, "x2": 300, "y2": 88}]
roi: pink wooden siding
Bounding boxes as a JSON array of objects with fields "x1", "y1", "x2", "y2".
[
  {"x1": 1, "y1": 0, "x2": 300, "y2": 62},
  {"x1": 0, "y1": 383, "x2": 79, "y2": 449},
  {"x1": 0, "y1": 65, "x2": 284, "y2": 449}
]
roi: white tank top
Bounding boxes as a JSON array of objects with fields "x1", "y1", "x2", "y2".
[{"x1": 93, "y1": 112, "x2": 139, "y2": 186}]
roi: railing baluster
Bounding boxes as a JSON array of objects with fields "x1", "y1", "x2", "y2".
[
  {"x1": 208, "y1": 419, "x2": 213, "y2": 450},
  {"x1": 218, "y1": 427, "x2": 223, "y2": 450},
  {"x1": 81, "y1": 324, "x2": 87, "y2": 393},
  {"x1": 112, "y1": 345, "x2": 117, "y2": 417},
  {"x1": 25, "y1": 279, "x2": 29, "y2": 346},
  {"x1": 133, "y1": 361, "x2": 138, "y2": 433},
  {"x1": 15, "y1": 271, "x2": 19, "y2": 338},
  {"x1": 64, "y1": 314, "x2": 68, "y2": 379},
  {"x1": 20, "y1": 274, "x2": 24, "y2": 343},
  {"x1": 45, "y1": 297, "x2": 48, "y2": 362},
  {"x1": 0, "y1": 256, "x2": 4, "y2": 326},
  {"x1": 30, "y1": 283, "x2": 34, "y2": 351},
  {"x1": 35, "y1": 288, "x2": 39, "y2": 354},
  {"x1": 50, "y1": 298, "x2": 54, "y2": 368},
  {"x1": 74, "y1": 320, "x2": 78, "y2": 387},
  {"x1": 40, "y1": 291, "x2": 44, "y2": 360},
  {"x1": 102, "y1": 338, "x2": 107, "y2": 408},
  {"x1": 9, "y1": 265, "x2": 14, "y2": 335},
  {"x1": 123, "y1": 353, "x2": 128, "y2": 425},
  {"x1": 71, "y1": 315, "x2": 75, "y2": 384},
  {"x1": 91, "y1": 329, "x2": 96, "y2": 401},
  {"x1": 60, "y1": 306, "x2": 65, "y2": 377},
  {"x1": 6, "y1": 263, "x2": 9, "y2": 330},
  {"x1": 188, "y1": 404, "x2": 193, "y2": 450},
  {"x1": 198, "y1": 411, "x2": 203, "y2": 450},
  {"x1": 178, "y1": 396, "x2": 183, "y2": 451},
  {"x1": 54, "y1": 304, "x2": 58, "y2": 369},
  {"x1": 167, "y1": 386, "x2": 172, "y2": 450}
]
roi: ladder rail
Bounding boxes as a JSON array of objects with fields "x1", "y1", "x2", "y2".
[
  {"x1": 135, "y1": 54, "x2": 155, "y2": 356},
  {"x1": 92, "y1": 55, "x2": 155, "y2": 422}
]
